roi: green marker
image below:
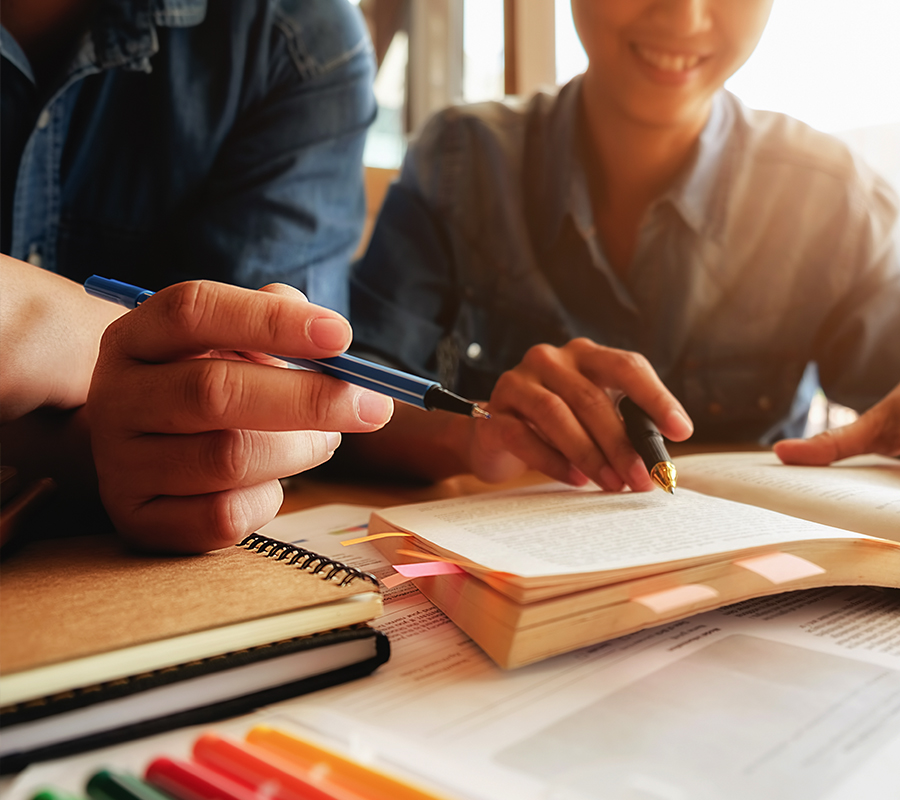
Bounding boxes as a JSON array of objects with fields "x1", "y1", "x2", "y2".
[
  {"x1": 86, "y1": 771, "x2": 171, "y2": 800},
  {"x1": 31, "y1": 790, "x2": 83, "y2": 800}
]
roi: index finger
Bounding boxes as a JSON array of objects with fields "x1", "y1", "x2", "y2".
[
  {"x1": 578, "y1": 346, "x2": 694, "y2": 442},
  {"x1": 105, "y1": 281, "x2": 353, "y2": 364}
]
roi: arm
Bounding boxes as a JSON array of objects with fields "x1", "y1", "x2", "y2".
[
  {"x1": 87, "y1": 281, "x2": 392, "y2": 553},
  {"x1": 774, "y1": 382, "x2": 900, "y2": 464},
  {"x1": 346, "y1": 339, "x2": 693, "y2": 491},
  {"x1": 0, "y1": 254, "x2": 124, "y2": 422},
  {"x1": 346, "y1": 179, "x2": 692, "y2": 491},
  {"x1": 167, "y1": 3, "x2": 376, "y2": 311}
]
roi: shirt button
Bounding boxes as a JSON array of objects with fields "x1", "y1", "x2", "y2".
[
  {"x1": 26, "y1": 249, "x2": 43, "y2": 268},
  {"x1": 466, "y1": 343, "x2": 482, "y2": 360},
  {"x1": 708, "y1": 401, "x2": 723, "y2": 415},
  {"x1": 36, "y1": 109, "x2": 51, "y2": 130},
  {"x1": 757, "y1": 395, "x2": 773, "y2": 411}
]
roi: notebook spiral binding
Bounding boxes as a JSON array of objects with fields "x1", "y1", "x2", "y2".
[{"x1": 239, "y1": 533, "x2": 379, "y2": 588}]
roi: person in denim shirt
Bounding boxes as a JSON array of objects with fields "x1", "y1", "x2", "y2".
[
  {"x1": 1, "y1": 0, "x2": 375, "y2": 313},
  {"x1": 348, "y1": 0, "x2": 900, "y2": 492},
  {"x1": 0, "y1": 0, "x2": 395, "y2": 551}
]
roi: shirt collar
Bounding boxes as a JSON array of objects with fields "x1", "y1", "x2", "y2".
[
  {"x1": 660, "y1": 91, "x2": 737, "y2": 242},
  {"x1": 537, "y1": 83, "x2": 738, "y2": 251},
  {"x1": 86, "y1": 0, "x2": 206, "y2": 72}
]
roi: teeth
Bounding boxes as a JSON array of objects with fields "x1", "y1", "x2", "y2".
[{"x1": 635, "y1": 46, "x2": 701, "y2": 72}]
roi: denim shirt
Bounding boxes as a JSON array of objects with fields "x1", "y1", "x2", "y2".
[
  {"x1": 1, "y1": 0, "x2": 375, "y2": 313},
  {"x1": 352, "y1": 77, "x2": 900, "y2": 442}
]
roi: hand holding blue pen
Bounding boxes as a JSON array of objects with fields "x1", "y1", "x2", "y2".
[
  {"x1": 83, "y1": 278, "x2": 396, "y2": 552},
  {"x1": 85, "y1": 276, "x2": 489, "y2": 418}
]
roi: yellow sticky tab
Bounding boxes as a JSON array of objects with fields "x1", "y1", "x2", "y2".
[{"x1": 341, "y1": 532, "x2": 412, "y2": 546}]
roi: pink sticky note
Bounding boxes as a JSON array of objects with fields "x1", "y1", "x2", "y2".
[
  {"x1": 734, "y1": 552, "x2": 825, "y2": 584},
  {"x1": 633, "y1": 584, "x2": 719, "y2": 614},
  {"x1": 392, "y1": 562, "x2": 465, "y2": 578}
]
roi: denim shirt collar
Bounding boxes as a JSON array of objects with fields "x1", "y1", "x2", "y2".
[
  {"x1": 536, "y1": 80, "x2": 737, "y2": 253},
  {"x1": 660, "y1": 91, "x2": 736, "y2": 243},
  {"x1": 88, "y1": 0, "x2": 206, "y2": 73},
  {"x1": 0, "y1": 0, "x2": 206, "y2": 80}
]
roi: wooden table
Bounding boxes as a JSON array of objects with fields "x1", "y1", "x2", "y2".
[{"x1": 278, "y1": 441, "x2": 765, "y2": 514}]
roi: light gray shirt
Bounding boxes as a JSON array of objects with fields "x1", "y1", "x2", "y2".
[{"x1": 352, "y1": 77, "x2": 900, "y2": 442}]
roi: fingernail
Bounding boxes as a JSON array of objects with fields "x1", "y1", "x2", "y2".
[
  {"x1": 325, "y1": 432, "x2": 342, "y2": 453},
  {"x1": 666, "y1": 408, "x2": 694, "y2": 436},
  {"x1": 308, "y1": 317, "x2": 352, "y2": 351},
  {"x1": 357, "y1": 392, "x2": 393, "y2": 425}
]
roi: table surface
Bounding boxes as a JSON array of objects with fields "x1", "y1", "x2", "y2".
[{"x1": 279, "y1": 441, "x2": 765, "y2": 514}]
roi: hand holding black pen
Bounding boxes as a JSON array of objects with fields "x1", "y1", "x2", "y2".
[{"x1": 459, "y1": 339, "x2": 694, "y2": 491}]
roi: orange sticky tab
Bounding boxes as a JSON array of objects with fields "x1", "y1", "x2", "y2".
[
  {"x1": 633, "y1": 584, "x2": 719, "y2": 614},
  {"x1": 734, "y1": 552, "x2": 825, "y2": 584},
  {"x1": 393, "y1": 562, "x2": 465, "y2": 578},
  {"x1": 381, "y1": 573, "x2": 412, "y2": 589},
  {"x1": 341, "y1": 532, "x2": 412, "y2": 546}
]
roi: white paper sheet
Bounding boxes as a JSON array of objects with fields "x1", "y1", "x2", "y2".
[{"x1": 8, "y1": 505, "x2": 900, "y2": 800}]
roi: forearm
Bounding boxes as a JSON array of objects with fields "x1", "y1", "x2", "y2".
[{"x1": 0, "y1": 255, "x2": 125, "y2": 422}]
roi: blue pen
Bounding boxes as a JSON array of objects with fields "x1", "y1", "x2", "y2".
[{"x1": 85, "y1": 276, "x2": 490, "y2": 419}]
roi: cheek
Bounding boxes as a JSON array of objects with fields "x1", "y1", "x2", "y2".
[{"x1": 720, "y1": 2, "x2": 775, "y2": 75}]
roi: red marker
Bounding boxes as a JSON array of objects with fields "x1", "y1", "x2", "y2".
[
  {"x1": 192, "y1": 733, "x2": 363, "y2": 800},
  {"x1": 145, "y1": 757, "x2": 258, "y2": 800}
]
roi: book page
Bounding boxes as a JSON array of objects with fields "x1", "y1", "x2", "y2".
[
  {"x1": 8, "y1": 507, "x2": 900, "y2": 800},
  {"x1": 377, "y1": 485, "x2": 864, "y2": 578},
  {"x1": 678, "y1": 452, "x2": 900, "y2": 541}
]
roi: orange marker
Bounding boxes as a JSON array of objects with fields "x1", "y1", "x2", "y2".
[
  {"x1": 192, "y1": 733, "x2": 362, "y2": 800},
  {"x1": 246, "y1": 726, "x2": 451, "y2": 800}
]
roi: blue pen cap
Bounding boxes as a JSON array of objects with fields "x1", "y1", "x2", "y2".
[{"x1": 85, "y1": 276, "x2": 155, "y2": 309}]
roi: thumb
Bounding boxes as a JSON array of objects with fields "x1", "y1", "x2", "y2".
[{"x1": 774, "y1": 400, "x2": 899, "y2": 465}]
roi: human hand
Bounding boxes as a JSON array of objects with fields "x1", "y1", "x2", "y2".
[
  {"x1": 465, "y1": 339, "x2": 693, "y2": 491},
  {"x1": 87, "y1": 281, "x2": 393, "y2": 552},
  {"x1": 774, "y1": 383, "x2": 900, "y2": 465}
]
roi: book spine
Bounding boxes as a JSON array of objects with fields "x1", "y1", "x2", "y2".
[{"x1": 239, "y1": 534, "x2": 379, "y2": 587}]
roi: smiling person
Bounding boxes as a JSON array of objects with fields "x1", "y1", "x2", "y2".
[{"x1": 345, "y1": 0, "x2": 900, "y2": 489}]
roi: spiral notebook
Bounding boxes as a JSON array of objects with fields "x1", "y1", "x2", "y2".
[{"x1": 0, "y1": 531, "x2": 388, "y2": 771}]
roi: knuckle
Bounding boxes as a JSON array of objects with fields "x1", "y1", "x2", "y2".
[
  {"x1": 206, "y1": 492, "x2": 256, "y2": 550},
  {"x1": 295, "y1": 375, "x2": 340, "y2": 430},
  {"x1": 190, "y1": 359, "x2": 241, "y2": 425},
  {"x1": 522, "y1": 343, "x2": 558, "y2": 369},
  {"x1": 204, "y1": 429, "x2": 256, "y2": 486},
  {"x1": 163, "y1": 281, "x2": 215, "y2": 338}
]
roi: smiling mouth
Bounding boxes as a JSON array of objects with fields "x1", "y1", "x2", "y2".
[{"x1": 633, "y1": 44, "x2": 706, "y2": 73}]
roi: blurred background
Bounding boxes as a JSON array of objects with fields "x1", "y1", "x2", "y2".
[
  {"x1": 351, "y1": 0, "x2": 899, "y2": 434},
  {"x1": 352, "y1": 0, "x2": 900, "y2": 188}
]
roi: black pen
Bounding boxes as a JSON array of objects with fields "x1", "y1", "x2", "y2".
[{"x1": 618, "y1": 397, "x2": 677, "y2": 494}]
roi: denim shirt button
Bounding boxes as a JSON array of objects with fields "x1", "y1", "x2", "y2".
[
  {"x1": 466, "y1": 342, "x2": 483, "y2": 360},
  {"x1": 757, "y1": 395, "x2": 773, "y2": 411},
  {"x1": 26, "y1": 248, "x2": 42, "y2": 268},
  {"x1": 36, "y1": 109, "x2": 51, "y2": 130}
]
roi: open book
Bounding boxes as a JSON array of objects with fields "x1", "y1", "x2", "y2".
[{"x1": 369, "y1": 452, "x2": 900, "y2": 668}]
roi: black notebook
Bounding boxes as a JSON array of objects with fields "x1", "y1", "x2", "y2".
[{"x1": 0, "y1": 532, "x2": 389, "y2": 772}]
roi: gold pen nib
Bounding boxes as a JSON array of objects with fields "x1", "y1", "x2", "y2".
[
  {"x1": 650, "y1": 461, "x2": 677, "y2": 494},
  {"x1": 471, "y1": 404, "x2": 491, "y2": 420}
]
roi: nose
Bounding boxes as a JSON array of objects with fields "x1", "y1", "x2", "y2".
[{"x1": 649, "y1": 0, "x2": 713, "y2": 36}]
